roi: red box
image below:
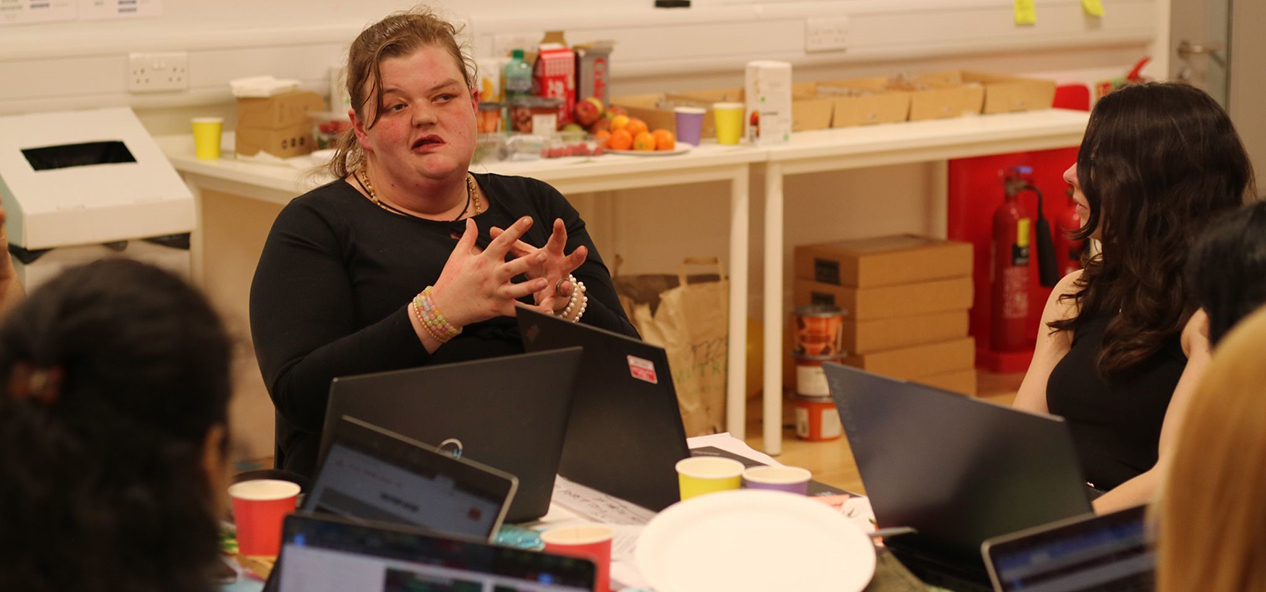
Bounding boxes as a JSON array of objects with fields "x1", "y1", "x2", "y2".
[{"x1": 534, "y1": 40, "x2": 576, "y2": 128}]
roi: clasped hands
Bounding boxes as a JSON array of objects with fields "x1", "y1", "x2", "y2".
[{"x1": 429, "y1": 216, "x2": 587, "y2": 329}]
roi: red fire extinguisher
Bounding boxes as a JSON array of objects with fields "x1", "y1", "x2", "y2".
[
  {"x1": 992, "y1": 167, "x2": 1059, "y2": 352},
  {"x1": 1053, "y1": 186, "x2": 1085, "y2": 276}
]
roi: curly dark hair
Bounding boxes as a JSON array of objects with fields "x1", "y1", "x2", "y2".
[
  {"x1": 1187, "y1": 201, "x2": 1266, "y2": 347},
  {"x1": 1050, "y1": 82, "x2": 1255, "y2": 380},
  {"x1": 0, "y1": 259, "x2": 232, "y2": 592}
]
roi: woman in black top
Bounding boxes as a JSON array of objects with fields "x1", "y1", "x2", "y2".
[
  {"x1": 1014, "y1": 83, "x2": 1254, "y2": 513},
  {"x1": 250, "y1": 9, "x2": 636, "y2": 476}
]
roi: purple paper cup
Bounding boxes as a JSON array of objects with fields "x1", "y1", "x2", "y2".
[
  {"x1": 674, "y1": 107, "x2": 706, "y2": 146},
  {"x1": 742, "y1": 466, "x2": 812, "y2": 495}
]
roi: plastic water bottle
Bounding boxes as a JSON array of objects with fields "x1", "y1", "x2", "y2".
[{"x1": 504, "y1": 49, "x2": 533, "y2": 101}]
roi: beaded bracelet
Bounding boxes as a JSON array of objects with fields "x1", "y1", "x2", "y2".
[
  {"x1": 559, "y1": 275, "x2": 588, "y2": 323},
  {"x1": 412, "y1": 286, "x2": 462, "y2": 343}
]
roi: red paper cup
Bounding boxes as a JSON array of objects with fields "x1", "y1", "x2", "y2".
[
  {"x1": 541, "y1": 524, "x2": 614, "y2": 592},
  {"x1": 229, "y1": 479, "x2": 300, "y2": 557}
]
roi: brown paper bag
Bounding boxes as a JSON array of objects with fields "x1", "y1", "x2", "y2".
[{"x1": 615, "y1": 257, "x2": 728, "y2": 436}]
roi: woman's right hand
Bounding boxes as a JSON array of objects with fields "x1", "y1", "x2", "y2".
[{"x1": 428, "y1": 217, "x2": 549, "y2": 330}]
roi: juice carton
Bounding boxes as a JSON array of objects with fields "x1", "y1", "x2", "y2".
[
  {"x1": 744, "y1": 60, "x2": 793, "y2": 145},
  {"x1": 534, "y1": 32, "x2": 576, "y2": 128},
  {"x1": 575, "y1": 41, "x2": 614, "y2": 106}
]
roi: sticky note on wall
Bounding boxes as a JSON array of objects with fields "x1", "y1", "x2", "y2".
[
  {"x1": 1015, "y1": 0, "x2": 1036, "y2": 25},
  {"x1": 1082, "y1": 0, "x2": 1105, "y2": 16}
]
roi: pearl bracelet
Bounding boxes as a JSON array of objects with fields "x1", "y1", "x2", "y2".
[
  {"x1": 412, "y1": 286, "x2": 461, "y2": 343},
  {"x1": 559, "y1": 274, "x2": 588, "y2": 322}
]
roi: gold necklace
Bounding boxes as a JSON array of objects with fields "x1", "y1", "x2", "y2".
[{"x1": 357, "y1": 169, "x2": 481, "y2": 220}]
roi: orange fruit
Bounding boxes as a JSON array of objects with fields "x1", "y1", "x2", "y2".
[
  {"x1": 593, "y1": 129, "x2": 612, "y2": 148},
  {"x1": 626, "y1": 118, "x2": 649, "y2": 138},
  {"x1": 609, "y1": 114, "x2": 630, "y2": 132},
  {"x1": 653, "y1": 129, "x2": 675, "y2": 151},
  {"x1": 609, "y1": 129, "x2": 634, "y2": 151},
  {"x1": 633, "y1": 131, "x2": 656, "y2": 151}
]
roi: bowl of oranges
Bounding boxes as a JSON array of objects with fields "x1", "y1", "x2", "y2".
[{"x1": 594, "y1": 115, "x2": 686, "y2": 156}]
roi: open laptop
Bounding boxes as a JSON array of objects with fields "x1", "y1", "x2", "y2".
[
  {"x1": 305, "y1": 415, "x2": 517, "y2": 541},
  {"x1": 982, "y1": 505, "x2": 1152, "y2": 592},
  {"x1": 824, "y1": 363, "x2": 1094, "y2": 592},
  {"x1": 319, "y1": 348, "x2": 584, "y2": 523},
  {"x1": 272, "y1": 513, "x2": 596, "y2": 592},
  {"x1": 518, "y1": 307, "x2": 691, "y2": 511}
]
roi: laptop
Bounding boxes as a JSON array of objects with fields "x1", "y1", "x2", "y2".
[
  {"x1": 272, "y1": 513, "x2": 596, "y2": 592},
  {"x1": 824, "y1": 363, "x2": 1094, "y2": 592},
  {"x1": 518, "y1": 307, "x2": 691, "y2": 511},
  {"x1": 305, "y1": 415, "x2": 517, "y2": 541},
  {"x1": 319, "y1": 348, "x2": 584, "y2": 523},
  {"x1": 982, "y1": 505, "x2": 1153, "y2": 592}
]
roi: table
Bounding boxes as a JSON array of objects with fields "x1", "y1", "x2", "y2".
[
  {"x1": 160, "y1": 138, "x2": 763, "y2": 443},
  {"x1": 758, "y1": 109, "x2": 1090, "y2": 454}
]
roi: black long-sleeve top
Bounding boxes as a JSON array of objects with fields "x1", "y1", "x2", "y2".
[{"x1": 249, "y1": 173, "x2": 638, "y2": 476}]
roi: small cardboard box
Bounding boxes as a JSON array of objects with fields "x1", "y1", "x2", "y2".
[
  {"x1": 815, "y1": 77, "x2": 911, "y2": 128},
  {"x1": 918, "y1": 70, "x2": 1055, "y2": 114},
  {"x1": 236, "y1": 91, "x2": 325, "y2": 130},
  {"x1": 534, "y1": 33, "x2": 576, "y2": 127},
  {"x1": 235, "y1": 122, "x2": 314, "y2": 158},
  {"x1": 843, "y1": 337, "x2": 976, "y2": 380},
  {"x1": 795, "y1": 235, "x2": 973, "y2": 288},
  {"x1": 913, "y1": 368, "x2": 978, "y2": 396},
  {"x1": 906, "y1": 83, "x2": 985, "y2": 121},
  {"x1": 793, "y1": 276, "x2": 974, "y2": 321}
]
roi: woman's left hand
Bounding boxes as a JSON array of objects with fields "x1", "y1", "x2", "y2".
[{"x1": 490, "y1": 218, "x2": 587, "y2": 313}]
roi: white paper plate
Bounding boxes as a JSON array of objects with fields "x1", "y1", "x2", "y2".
[
  {"x1": 636, "y1": 490, "x2": 876, "y2": 592},
  {"x1": 607, "y1": 144, "x2": 691, "y2": 156}
]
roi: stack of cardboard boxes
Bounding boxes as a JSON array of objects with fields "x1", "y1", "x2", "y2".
[
  {"x1": 790, "y1": 235, "x2": 977, "y2": 395},
  {"x1": 235, "y1": 91, "x2": 325, "y2": 159}
]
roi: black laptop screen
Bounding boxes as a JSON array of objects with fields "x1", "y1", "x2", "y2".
[{"x1": 990, "y1": 508, "x2": 1153, "y2": 592}]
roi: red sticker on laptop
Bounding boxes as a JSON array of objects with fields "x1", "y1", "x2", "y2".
[{"x1": 627, "y1": 355, "x2": 659, "y2": 384}]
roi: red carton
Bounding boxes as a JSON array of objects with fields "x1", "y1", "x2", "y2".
[
  {"x1": 534, "y1": 36, "x2": 576, "y2": 128},
  {"x1": 575, "y1": 41, "x2": 613, "y2": 106}
]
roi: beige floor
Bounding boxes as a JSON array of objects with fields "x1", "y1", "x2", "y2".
[{"x1": 742, "y1": 371, "x2": 1023, "y2": 494}]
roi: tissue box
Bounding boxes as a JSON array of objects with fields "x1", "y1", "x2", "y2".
[{"x1": 236, "y1": 91, "x2": 325, "y2": 129}]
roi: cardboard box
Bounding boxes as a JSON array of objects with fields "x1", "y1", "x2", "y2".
[
  {"x1": 842, "y1": 337, "x2": 976, "y2": 380},
  {"x1": 843, "y1": 310, "x2": 969, "y2": 354},
  {"x1": 534, "y1": 33, "x2": 576, "y2": 127},
  {"x1": 913, "y1": 369, "x2": 978, "y2": 396},
  {"x1": 235, "y1": 122, "x2": 314, "y2": 158},
  {"x1": 793, "y1": 276, "x2": 973, "y2": 321},
  {"x1": 610, "y1": 87, "x2": 833, "y2": 139},
  {"x1": 236, "y1": 91, "x2": 325, "y2": 130},
  {"x1": 815, "y1": 77, "x2": 911, "y2": 128},
  {"x1": 917, "y1": 70, "x2": 1055, "y2": 114},
  {"x1": 906, "y1": 83, "x2": 985, "y2": 121},
  {"x1": 795, "y1": 235, "x2": 973, "y2": 288}
]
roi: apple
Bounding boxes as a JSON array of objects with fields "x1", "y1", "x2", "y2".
[
  {"x1": 589, "y1": 116, "x2": 611, "y2": 133},
  {"x1": 574, "y1": 97, "x2": 603, "y2": 127},
  {"x1": 605, "y1": 105, "x2": 628, "y2": 118}
]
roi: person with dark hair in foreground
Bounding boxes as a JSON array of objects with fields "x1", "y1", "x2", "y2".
[
  {"x1": 1187, "y1": 200, "x2": 1266, "y2": 348},
  {"x1": 1012, "y1": 82, "x2": 1255, "y2": 513},
  {"x1": 0, "y1": 259, "x2": 233, "y2": 592}
]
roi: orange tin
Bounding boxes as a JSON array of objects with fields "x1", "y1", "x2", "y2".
[
  {"x1": 793, "y1": 395, "x2": 842, "y2": 442},
  {"x1": 793, "y1": 305, "x2": 845, "y2": 357}
]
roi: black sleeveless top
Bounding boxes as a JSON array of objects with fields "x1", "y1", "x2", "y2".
[{"x1": 1046, "y1": 313, "x2": 1186, "y2": 490}]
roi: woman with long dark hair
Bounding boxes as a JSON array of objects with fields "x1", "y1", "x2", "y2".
[
  {"x1": 0, "y1": 259, "x2": 233, "y2": 592},
  {"x1": 1012, "y1": 82, "x2": 1255, "y2": 513}
]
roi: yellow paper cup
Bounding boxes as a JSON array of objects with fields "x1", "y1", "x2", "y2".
[
  {"x1": 676, "y1": 457, "x2": 745, "y2": 501},
  {"x1": 191, "y1": 117, "x2": 224, "y2": 160},
  {"x1": 712, "y1": 102, "x2": 744, "y2": 146}
]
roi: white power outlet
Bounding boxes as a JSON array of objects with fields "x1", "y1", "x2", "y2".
[
  {"x1": 127, "y1": 52, "x2": 189, "y2": 93},
  {"x1": 805, "y1": 17, "x2": 850, "y2": 53}
]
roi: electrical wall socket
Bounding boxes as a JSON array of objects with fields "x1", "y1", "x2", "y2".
[
  {"x1": 805, "y1": 17, "x2": 850, "y2": 53},
  {"x1": 127, "y1": 52, "x2": 189, "y2": 92}
]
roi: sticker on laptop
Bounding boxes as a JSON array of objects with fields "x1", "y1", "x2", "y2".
[{"x1": 627, "y1": 355, "x2": 659, "y2": 384}]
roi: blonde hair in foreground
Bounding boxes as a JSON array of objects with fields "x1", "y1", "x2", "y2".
[{"x1": 1157, "y1": 306, "x2": 1266, "y2": 592}]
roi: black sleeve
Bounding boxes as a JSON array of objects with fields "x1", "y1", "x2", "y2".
[
  {"x1": 249, "y1": 199, "x2": 429, "y2": 434},
  {"x1": 532, "y1": 180, "x2": 640, "y2": 339}
]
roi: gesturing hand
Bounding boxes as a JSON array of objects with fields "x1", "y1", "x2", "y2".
[
  {"x1": 429, "y1": 217, "x2": 551, "y2": 329},
  {"x1": 489, "y1": 218, "x2": 588, "y2": 313}
]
